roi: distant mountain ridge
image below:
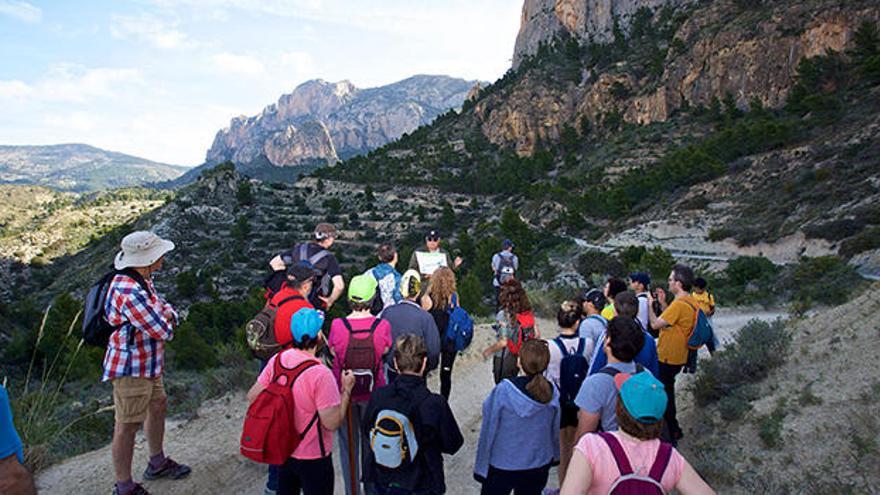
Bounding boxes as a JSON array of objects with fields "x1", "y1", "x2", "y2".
[
  {"x1": 162, "y1": 75, "x2": 479, "y2": 187},
  {"x1": 0, "y1": 144, "x2": 188, "y2": 192}
]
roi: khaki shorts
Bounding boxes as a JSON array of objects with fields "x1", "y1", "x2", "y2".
[{"x1": 112, "y1": 376, "x2": 166, "y2": 424}]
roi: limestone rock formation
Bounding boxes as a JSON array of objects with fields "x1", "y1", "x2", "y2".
[
  {"x1": 205, "y1": 75, "x2": 477, "y2": 168},
  {"x1": 485, "y1": 1, "x2": 876, "y2": 156}
]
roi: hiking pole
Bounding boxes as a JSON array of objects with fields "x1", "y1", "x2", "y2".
[{"x1": 346, "y1": 401, "x2": 358, "y2": 495}]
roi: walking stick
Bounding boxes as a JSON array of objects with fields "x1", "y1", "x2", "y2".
[{"x1": 346, "y1": 401, "x2": 358, "y2": 495}]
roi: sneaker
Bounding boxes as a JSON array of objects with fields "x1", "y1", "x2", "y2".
[
  {"x1": 143, "y1": 457, "x2": 192, "y2": 480},
  {"x1": 111, "y1": 483, "x2": 150, "y2": 495}
]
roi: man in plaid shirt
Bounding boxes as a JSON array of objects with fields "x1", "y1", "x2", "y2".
[{"x1": 105, "y1": 231, "x2": 190, "y2": 495}]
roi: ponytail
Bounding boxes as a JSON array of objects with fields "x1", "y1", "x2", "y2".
[
  {"x1": 525, "y1": 373, "x2": 553, "y2": 404},
  {"x1": 519, "y1": 339, "x2": 552, "y2": 404}
]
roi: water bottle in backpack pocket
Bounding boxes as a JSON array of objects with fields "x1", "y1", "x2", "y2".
[{"x1": 341, "y1": 318, "x2": 380, "y2": 397}]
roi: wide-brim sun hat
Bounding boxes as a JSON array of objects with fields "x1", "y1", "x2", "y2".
[{"x1": 114, "y1": 231, "x2": 175, "y2": 270}]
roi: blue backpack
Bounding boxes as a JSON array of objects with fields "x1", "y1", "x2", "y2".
[
  {"x1": 554, "y1": 337, "x2": 589, "y2": 408},
  {"x1": 683, "y1": 301, "x2": 718, "y2": 352},
  {"x1": 445, "y1": 294, "x2": 474, "y2": 352}
]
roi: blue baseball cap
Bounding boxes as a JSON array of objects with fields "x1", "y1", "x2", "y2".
[
  {"x1": 615, "y1": 371, "x2": 667, "y2": 424},
  {"x1": 502, "y1": 239, "x2": 514, "y2": 249},
  {"x1": 290, "y1": 308, "x2": 324, "y2": 343}
]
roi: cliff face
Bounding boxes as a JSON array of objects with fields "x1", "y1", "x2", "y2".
[
  {"x1": 206, "y1": 75, "x2": 477, "y2": 167},
  {"x1": 513, "y1": 0, "x2": 693, "y2": 68},
  {"x1": 487, "y1": 0, "x2": 875, "y2": 156}
]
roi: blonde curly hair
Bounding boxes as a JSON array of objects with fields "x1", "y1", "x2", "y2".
[{"x1": 426, "y1": 266, "x2": 456, "y2": 310}]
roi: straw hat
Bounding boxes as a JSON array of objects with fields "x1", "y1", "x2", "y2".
[{"x1": 114, "y1": 231, "x2": 175, "y2": 270}]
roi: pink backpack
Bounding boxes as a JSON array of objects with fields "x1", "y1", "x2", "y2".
[{"x1": 598, "y1": 432, "x2": 673, "y2": 495}]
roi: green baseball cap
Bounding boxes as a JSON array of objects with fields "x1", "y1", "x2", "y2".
[{"x1": 348, "y1": 274, "x2": 377, "y2": 303}]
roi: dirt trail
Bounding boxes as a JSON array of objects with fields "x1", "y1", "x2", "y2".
[{"x1": 37, "y1": 308, "x2": 784, "y2": 495}]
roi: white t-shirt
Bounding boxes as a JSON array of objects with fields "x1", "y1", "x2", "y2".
[
  {"x1": 636, "y1": 292, "x2": 650, "y2": 331},
  {"x1": 544, "y1": 333, "x2": 593, "y2": 389}
]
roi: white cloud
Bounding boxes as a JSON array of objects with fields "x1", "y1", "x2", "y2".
[
  {"x1": 0, "y1": 0, "x2": 41, "y2": 23},
  {"x1": 44, "y1": 112, "x2": 98, "y2": 132},
  {"x1": 211, "y1": 52, "x2": 265, "y2": 77},
  {"x1": 110, "y1": 13, "x2": 193, "y2": 50},
  {"x1": 0, "y1": 64, "x2": 143, "y2": 103},
  {"x1": 279, "y1": 51, "x2": 315, "y2": 75}
]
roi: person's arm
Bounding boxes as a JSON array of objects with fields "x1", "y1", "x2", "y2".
[
  {"x1": 320, "y1": 274, "x2": 345, "y2": 309},
  {"x1": 0, "y1": 454, "x2": 36, "y2": 495},
  {"x1": 575, "y1": 409, "x2": 600, "y2": 441},
  {"x1": 482, "y1": 339, "x2": 507, "y2": 359},
  {"x1": 121, "y1": 288, "x2": 175, "y2": 341},
  {"x1": 421, "y1": 294, "x2": 434, "y2": 311},
  {"x1": 560, "y1": 448, "x2": 593, "y2": 495},
  {"x1": 246, "y1": 381, "x2": 265, "y2": 403},
  {"x1": 646, "y1": 292, "x2": 669, "y2": 331},
  {"x1": 675, "y1": 458, "x2": 716, "y2": 494},
  {"x1": 318, "y1": 370, "x2": 354, "y2": 431},
  {"x1": 269, "y1": 254, "x2": 285, "y2": 271}
]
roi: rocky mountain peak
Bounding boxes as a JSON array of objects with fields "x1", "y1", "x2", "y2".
[{"x1": 203, "y1": 75, "x2": 477, "y2": 171}]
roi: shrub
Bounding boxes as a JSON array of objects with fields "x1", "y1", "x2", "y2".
[
  {"x1": 756, "y1": 399, "x2": 787, "y2": 449},
  {"x1": 691, "y1": 318, "x2": 791, "y2": 406},
  {"x1": 576, "y1": 250, "x2": 624, "y2": 279},
  {"x1": 788, "y1": 256, "x2": 862, "y2": 307},
  {"x1": 840, "y1": 226, "x2": 880, "y2": 258},
  {"x1": 458, "y1": 271, "x2": 489, "y2": 317}
]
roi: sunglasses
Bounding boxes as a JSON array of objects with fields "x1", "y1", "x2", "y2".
[{"x1": 426, "y1": 236, "x2": 440, "y2": 242}]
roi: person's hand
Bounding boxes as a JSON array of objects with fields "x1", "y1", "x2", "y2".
[
  {"x1": 646, "y1": 291, "x2": 655, "y2": 307},
  {"x1": 454, "y1": 256, "x2": 463, "y2": 268},
  {"x1": 482, "y1": 347, "x2": 493, "y2": 360},
  {"x1": 341, "y1": 370, "x2": 355, "y2": 393},
  {"x1": 318, "y1": 295, "x2": 331, "y2": 309},
  {"x1": 654, "y1": 287, "x2": 666, "y2": 304}
]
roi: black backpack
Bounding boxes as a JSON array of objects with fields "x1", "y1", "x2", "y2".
[
  {"x1": 554, "y1": 336, "x2": 589, "y2": 408},
  {"x1": 82, "y1": 268, "x2": 149, "y2": 348}
]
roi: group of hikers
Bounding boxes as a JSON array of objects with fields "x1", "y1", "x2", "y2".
[{"x1": 0, "y1": 222, "x2": 720, "y2": 495}]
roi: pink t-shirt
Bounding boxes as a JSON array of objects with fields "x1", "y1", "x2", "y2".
[
  {"x1": 257, "y1": 349, "x2": 340, "y2": 460},
  {"x1": 328, "y1": 316, "x2": 392, "y2": 402},
  {"x1": 574, "y1": 431, "x2": 685, "y2": 494}
]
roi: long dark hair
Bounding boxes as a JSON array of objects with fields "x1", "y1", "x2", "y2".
[{"x1": 499, "y1": 278, "x2": 531, "y2": 315}]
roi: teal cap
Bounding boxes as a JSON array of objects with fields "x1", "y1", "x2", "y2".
[
  {"x1": 616, "y1": 371, "x2": 668, "y2": 424},
  {"x1": 290, "y1": 308, "x2": 324, "y2": 343}
]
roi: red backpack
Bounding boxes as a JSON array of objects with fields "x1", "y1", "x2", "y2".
[
  {"x1": 506, "y1": 310, "x2": 537, "y2": 355},
  {"x1": 599, "y1": 432, "x2": 673, "y2": 494},
  {"x1": 240, "y1": 356, "x2": 321, "y2": 464}
]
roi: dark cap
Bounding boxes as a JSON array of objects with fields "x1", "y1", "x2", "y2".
[
  {"x1": 287, "y1": 261, "x2": 319, "y2": 283},
  {"x1": 629, "y1": 272, "x2": 651, "y2": 288},
  {"x1": 502, "y1": 239, "x2": 514, "y2": 249},
  {"x1": 582, "y1": 288, "x2": 606, "y2": 309},
  {"x1": 425, "y1": 230, "x2": 441, "y2": 241}
]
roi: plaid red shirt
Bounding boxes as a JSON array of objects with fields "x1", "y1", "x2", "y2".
[{"x1": 102, "y1": 273, "x2": 177, "y2": 381}]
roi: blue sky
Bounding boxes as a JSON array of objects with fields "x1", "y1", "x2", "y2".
[{"x1": 0, "y1": 1, "x2": 522, "y2": 165}]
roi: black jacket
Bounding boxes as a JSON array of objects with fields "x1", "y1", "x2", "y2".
[{"x1": 362, "y1": 374, "x2": 463, "y2": 493}]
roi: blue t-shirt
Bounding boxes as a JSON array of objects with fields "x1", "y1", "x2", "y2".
[
  {"x1": 0, "y1": 385, "x2": 24, "y2": 464},
  {"x1": 574, "y1": 361, "x2": 638, "y2": 432}
]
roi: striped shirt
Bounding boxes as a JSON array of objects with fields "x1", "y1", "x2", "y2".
[{"x1": 102, "y1": 273, "x2": 177, "y2": 381}]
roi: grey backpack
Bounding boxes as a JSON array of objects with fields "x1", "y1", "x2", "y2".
[{"x1": 370, "y1": 409, "x2": 419, "y2": 469}]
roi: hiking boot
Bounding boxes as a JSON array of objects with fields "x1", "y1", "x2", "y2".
[
  {"x1": 111, "y1": 483, "x2": 150, "y2": 495},
  {"x1": 143, "y1": 457, "x2": 192, "y2": 480}
]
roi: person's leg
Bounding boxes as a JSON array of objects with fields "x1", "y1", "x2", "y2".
[
  {"x1": 658, "y1": 363, "x2": 683, "y2": 439},
  {"x1": 111, "y1": 421, "x2": 141, "y2": 486},
  {"x1": 558, "y1": 426, "x2": 576, "y2": 487},
  {"x1": 277, "y1": 457, "x2": 302, "y2": 495},
  {"x1": 111, "y1": 377, "x2": 151, "y2": 490},
  {"x1": 296, "y1": 456, "x2": 335, "y2": 495},
  {"x1": 481, "y1": 465, "x2": 514, "y2": 495},
  {"x1": 338, "y1": 403, "x2": 362, "y2": 495},
  {"x1": 440, "y1": 348, "x2": 456, "y2": 399},
  {"x1": 513, "y1": 464, "x2": 550, "y2": 495},
  {"x1": 143, "y1": 378, "x2": 167, "y2": 460}
]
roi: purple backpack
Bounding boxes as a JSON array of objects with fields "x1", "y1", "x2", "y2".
[{"x1": 598, "y1": 432, "x2": 673, "y2": 495}]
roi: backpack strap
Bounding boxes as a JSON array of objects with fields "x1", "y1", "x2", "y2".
[
  {"x1": 598, "y1": 432, "x2": 634, "y2": 476},
  {"x1": 298, "y1": 244, "x2": 309, "y2": 263},
  {"x1": 575, "y1": 337, "x2": 586, "y2": 356},
  {"x1": 588, "y1": 314, "x2": 608, "y2": 326},
  {"x1": 553, "y1": 337, "x2": 569, "y2": 357},
  {"x1": 308, "y1": 249, "x2": 331, "y2": 267},
  {"x1": 648, "y1": 442, "x2": 674, "y2": 483},
  {"x1": 597, "y1": 366, "x2": 622, "y2": 378},
  {"x1": 275, "y1": 294, "x2": 305, "y2": 308}
]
